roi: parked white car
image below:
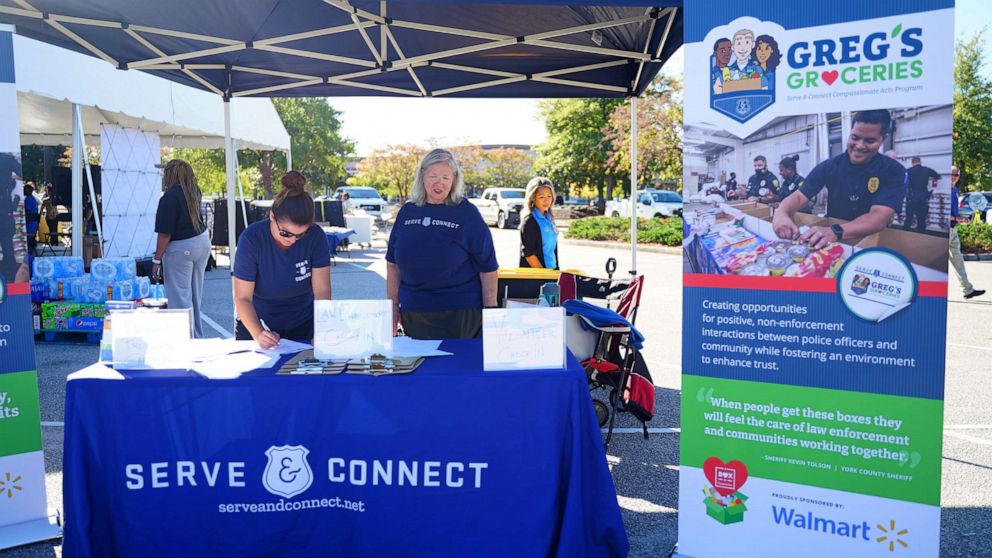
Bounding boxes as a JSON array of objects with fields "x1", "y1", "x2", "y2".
[
  {"x1": 469, "y1": 187, "x2": 526, "y2": 228},
  {"x1": 333, "y1": 187, "x2": 387, "y2": 217},
  {"x1": 606, "y1": 189, "x2": 683, "y2": 219}
]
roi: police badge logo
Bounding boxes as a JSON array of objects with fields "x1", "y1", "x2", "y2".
[
  {"x1": 263, "y1": 445, "x2": 314, "y2": 499},
  {"x1": 710, "y1": 23, "x2": 778, "y2": 124},
  {"x1": 421, "y1": 217, "x2": 432, "y2": 227},
  {"x1": 867, "y1": 177, "x2": 880, "y2": 193}
]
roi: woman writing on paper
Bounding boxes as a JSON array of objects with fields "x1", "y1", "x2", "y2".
[
  {"x1": 233, "y1": 171, "x2": 331, "y2": 348},
  {"x1": 386, "y1": 148, "x2": 499, "y2": 340},
  {"x1": 518, "y1": 177, "x2": 559, "y2": 269}
]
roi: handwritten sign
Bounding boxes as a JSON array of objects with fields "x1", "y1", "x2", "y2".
[
  {"x1": 314, "y1": 300, "x2": 392, "y2": 359},
  {"x1": 482, "y1": 307, "x2": 566, "y2": 371},
  {"x1": 111, "y1": 309, "x2": 192, "y2": 369}
]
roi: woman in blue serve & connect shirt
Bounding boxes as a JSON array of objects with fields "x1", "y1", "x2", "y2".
[
  {"x1": 233, "y1": 171, "x2": 331, "y2": 348},
  {"x1": 386, "y1": 148, "x2": 499, "y2": 340}
]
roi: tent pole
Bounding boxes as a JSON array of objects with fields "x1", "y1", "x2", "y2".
[
  {"x1": 71, "y1": 103, "x2": 83, "y2": 257},
  {"x1": 234, "y1": 139, "x2": 249, "y2": 227},
  {"x1": 76, "y1": 105, "x2": 103, "y2": 255},
  {"x1": 224, "y1": 99, "x2": 237, "y2": 267},
  {"x1": 286, "y1": 141, "x2": 292, "y2": 171},
  {"x1": 629, "y1": 95, "x2": 638, "y2": 276}
]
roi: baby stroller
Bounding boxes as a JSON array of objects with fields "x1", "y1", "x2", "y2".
[{"x1": 559, "y1": 259, "x2": 654, "y2": 448}]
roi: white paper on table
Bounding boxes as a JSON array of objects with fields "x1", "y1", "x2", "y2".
[
  {"x1": 187, "y1": 339, "x2": 258, "y2": 362},
  {"x1": 385, "y1": 337, "x2": 452, "y2": 358},
  {"x1": 67, "y1": 363, "x2": 125, "y2": 381},
  {"x1": 505, "y1": 299, "x2": 539, "y2": 308},
  {"x1": 313, "y1": 300, "x2": 392, "y2": 359},
  {"x1": 112, "y1": 309, "x2": 193, "y2": 369},
  {"x1": 256, "y1": 338, "x2": 313, "y2": 358},
  {"x1": 482, "y1": 307, "x2": 566, "y2": 371},
  {"x1": 191, "y1": 351, "x2": 277, "y2": 379}
]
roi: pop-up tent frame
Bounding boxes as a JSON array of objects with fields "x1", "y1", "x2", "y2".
[{"x1": 0, "y1": 0, "x2": 684, "y2": 273}]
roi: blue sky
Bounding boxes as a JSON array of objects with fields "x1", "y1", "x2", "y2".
[{"x1": 335, "y1": 3, "x2": 986, "y2": 155}]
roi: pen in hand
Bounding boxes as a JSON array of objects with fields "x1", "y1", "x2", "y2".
[{"x1": 258, "y1": 319, "x2": 281, "y2": 348}]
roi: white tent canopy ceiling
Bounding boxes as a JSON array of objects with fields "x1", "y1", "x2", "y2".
[
  {"x1": 14, "y1": 35, "x2": 290, "y2": 150},
  {"x1": 0, "y1": 0, "x2": 684, "y2": 271}
]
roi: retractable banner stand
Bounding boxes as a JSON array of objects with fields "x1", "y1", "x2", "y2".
[
  {"x1": 0, "y1": 24, "x2": 61, "y2": 548},
  {"x1": 679, "y1": 2, "x2": 953, "y2": 557}
]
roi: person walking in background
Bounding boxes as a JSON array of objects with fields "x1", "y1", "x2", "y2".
[
  {"x1": 40, "y1": 183, "x2": 58, "y2": 246},
  {"x1": 23, "y1": 181, "x2": 39, "y2": 256},
  {"x1": 519, "y1": 177, "x2": 559, "y2": 270},
  {"x1": 903, "y1": 156, "x2": 940, "y2": 233},
  {"x1": 949, "y1": 166, "x2": 985, "y2": 299},
  {"x1": 153, "y1": 159, "x2": 212, "y2": 337}
]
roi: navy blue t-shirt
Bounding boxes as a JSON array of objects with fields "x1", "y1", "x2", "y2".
[
  {"x1": 233, "y1": 219, "x2": 330, "y2": 330},
  {"x1": 800, "y1": 152, "x2": 907, "y2": 221},
  {"x1": 386, "y1": 199, "x2": 499, "y2": 312}
]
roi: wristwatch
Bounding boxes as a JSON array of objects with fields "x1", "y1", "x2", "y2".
[{"x1": 830, "y1": 224, "x2": 844, "y2": 242}]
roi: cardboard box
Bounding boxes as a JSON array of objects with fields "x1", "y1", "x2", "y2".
[
  {"x1": 722, "y1": 76, "x2": 762, "y2": 93},
  {"x1": 855, "y1": 229, "x2": 948, "y2": 272},
  {"x1": 703, "y1": 491, "x2": 748, "y2": 525}
]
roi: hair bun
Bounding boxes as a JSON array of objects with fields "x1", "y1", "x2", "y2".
[
  {"x1": 791, "y1": 155, "x2": 800, "y2": 162},
  {"x1": 281, "y1": 170, "x2": 307, "y2": 191}
]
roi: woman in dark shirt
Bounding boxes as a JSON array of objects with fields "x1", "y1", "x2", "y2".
[
  {"x1": 153, "y1": 159, "x2": 211, "y2": 337},
  {"x1": 233, "y1": 172, "x2": 331, "y2": 348},
  {"x1": 518, "y1": 177, "x2": 559, "y2": 269}
]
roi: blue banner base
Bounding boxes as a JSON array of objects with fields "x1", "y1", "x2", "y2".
[{"x1": 0, "y1": 509, "x2": 62, "y2": 551}]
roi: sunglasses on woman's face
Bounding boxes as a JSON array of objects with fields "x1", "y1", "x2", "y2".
[{"x1": 275, "y1": 222, "x2": 308, "y2": 239}]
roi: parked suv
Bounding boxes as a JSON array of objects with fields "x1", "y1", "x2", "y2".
[{"x1": 333, "y1": 187, "x2": 387, "y2": 217}]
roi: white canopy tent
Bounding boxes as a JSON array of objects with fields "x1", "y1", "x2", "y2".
[{"x1": 11, "y1": 34, "x2": 292, "y2": 255}]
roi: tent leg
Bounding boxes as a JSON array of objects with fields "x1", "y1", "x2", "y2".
[
  {"x1": 71, "y1": 103, "x2": 83, "y2": 257},
  {"x1": 76, "y1": 105, "x2": 103, "y2": 255},
  {"x1": 286, "y1": 141, "x2": 292, "y2": 172},
  {"x1": 629, "y1": 95, "x2": 638, "y2": 276},
  {"x1": 224, "y1": 99, "x2": 237, "y2": 267}
]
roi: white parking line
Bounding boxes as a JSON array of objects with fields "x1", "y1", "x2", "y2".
[
  {"x1": 948, "y1": 342, "x2": 992, "y2": 353},
  {"x1": 41, "y1": 421, "x2": 64, "y2": 427},
  {"x1": 944, "y1": 431, "x2": 992, "y2": 446},
  {"x1": 603, "y1": 427, "x2": 680, "y2": 434},
  {"x1": 202, "y1": 314, "x2": 233, "y2": 339}
]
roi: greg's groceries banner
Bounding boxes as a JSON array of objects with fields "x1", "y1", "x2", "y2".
[{"x1": 678, "y1": 2, "x2": 952, "y2": 557}]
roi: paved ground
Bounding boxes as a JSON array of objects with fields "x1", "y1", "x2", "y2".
[{"x1": 7, "y1": 224, "x2": 992, "y2": 557}]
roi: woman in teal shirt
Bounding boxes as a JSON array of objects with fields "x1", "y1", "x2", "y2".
[{"x1": 518, "y1": 177, "x2": 558, "y2": 269}]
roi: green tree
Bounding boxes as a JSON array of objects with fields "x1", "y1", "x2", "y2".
[
  {"x1": 481, "y1": 147, "x2": 534, "y2": 188},
  {"x1": 355, "y1": 144, "x2": 426, "y2": 201},
  {"x1": 602, "y1": 76, "x2": 684, "y2": 190},
  {"x1": 535, "y1": 98, "x2": 623, "y2": 210},
  {"x1": 272, "y1": 98, "x2": 355, "y2": 193},
  {"x1": 954, "y1": 29, "x2": 992, "y2": 192}
]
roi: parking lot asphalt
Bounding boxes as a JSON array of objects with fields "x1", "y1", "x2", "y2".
[{"x1": 8, "y1": 224, "x2": 992, "y2": 557}]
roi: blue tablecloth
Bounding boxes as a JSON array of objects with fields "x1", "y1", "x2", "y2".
[
  {"x1": 325, "y1": 228, "x2": 355, "y2": 255},
  {"x1": 63, "y1": 339, "x2": 629, "y2": 557}
]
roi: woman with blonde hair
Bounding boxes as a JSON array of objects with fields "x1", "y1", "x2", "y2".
[
  {"x1": 386, "y1": 148, "x2": 499, "y2": 339},
  {"x1": 153, "y1": 159, "x2": 211, "y2": 337},
  {"x1": 518, "y1": 177, "x2": 558, "y2": 269}
]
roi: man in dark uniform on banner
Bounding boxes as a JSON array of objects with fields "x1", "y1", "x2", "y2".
[
  {"x1": 746, "y1": 155, "x2": 779, "y2": 203},
  {"x1": 903, "y1": 156, "x2": 940, "y2": 233},
  {"x1": 773, "y1": 109, "x2": 907, "y2": 249}
]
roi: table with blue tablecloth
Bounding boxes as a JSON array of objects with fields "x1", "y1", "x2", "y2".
[
  {"x1": 323, "y1": 226, "x2": 355, "y2": 257},
  {"x1": 63, "y1": 339, "x2": 629, "y2": 557}
]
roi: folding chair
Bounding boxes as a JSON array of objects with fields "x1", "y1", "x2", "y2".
[{"x1": 560, "y1": 264, "x2": 651, "y2": 449}]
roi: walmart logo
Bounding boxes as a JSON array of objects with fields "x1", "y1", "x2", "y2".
[
  {"x1": 772, "y1": 507, "x2": 912, "y2": 552},
  {"x1": 876, "y1": 519, "x2": 910, "y2": 552},
  {"x1": 0, "y1": 471, "x2": 23, "y2": 499}
]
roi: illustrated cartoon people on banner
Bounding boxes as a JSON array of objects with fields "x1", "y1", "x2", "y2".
[{"x1": 680, "y1": 2, "x2": 953, "y2": 557}]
